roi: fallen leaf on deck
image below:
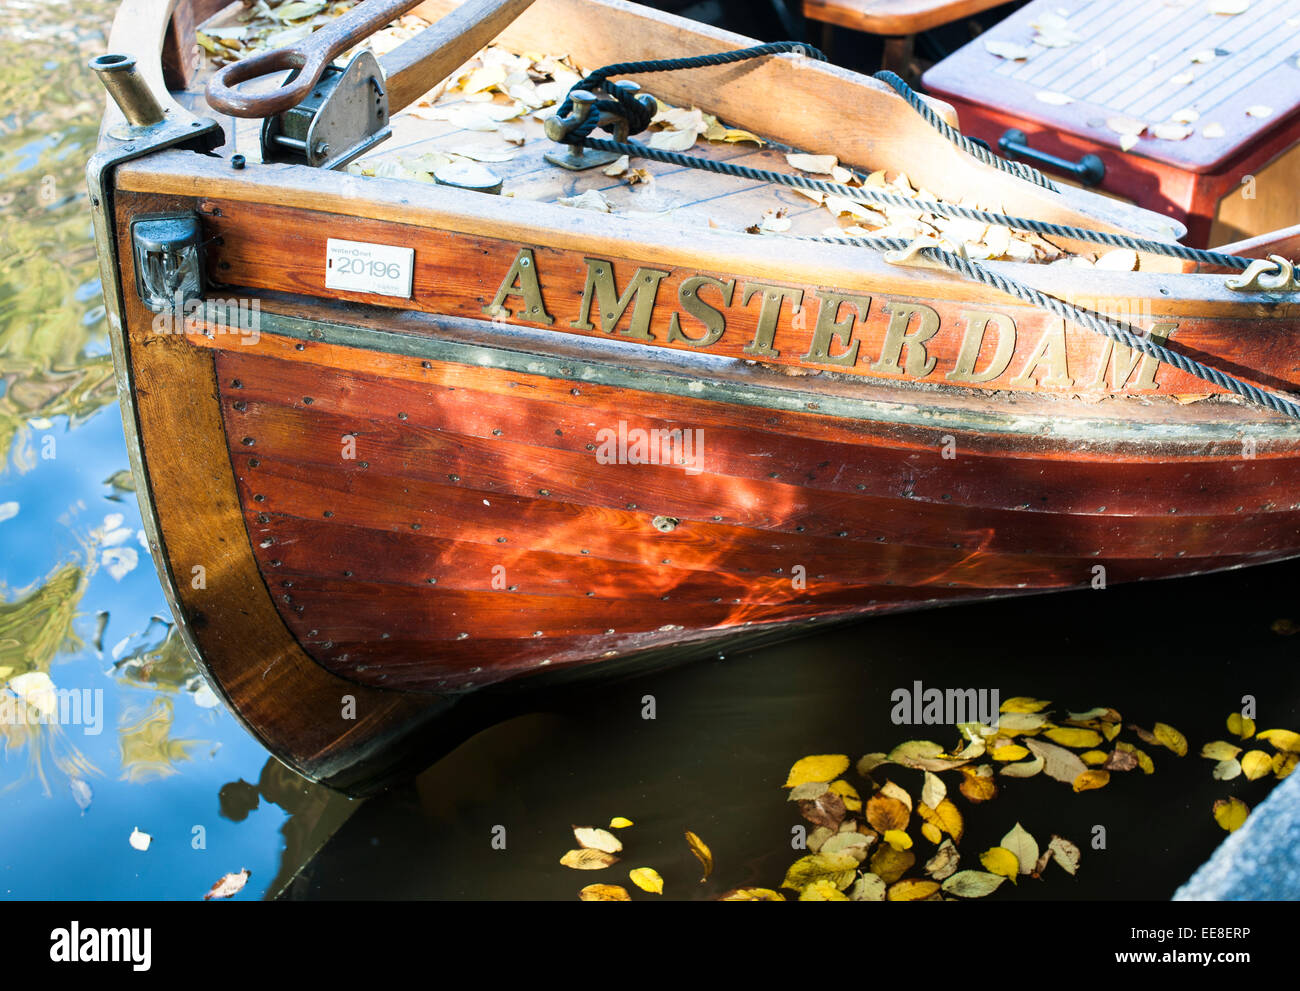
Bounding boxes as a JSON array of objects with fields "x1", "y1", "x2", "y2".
[
  {"x1": 1246, "y1": 105, "x2": 1274, "y2": 118},
  {"x1": 1036, "y1": 91, "x2": 1075, "y2": 105},
  {"x1": 557, "y1": 189, "x2": 612, "y2": 213},
  {"x1": 1207, "y1": 0, "x2": 1249, "y2": 12},
  {"x1": 786, "y1": 153, "x2": 838, "y2": 174},
  {"x1": 986, "y1": 40, "x2": 1033, "y2": 60}
]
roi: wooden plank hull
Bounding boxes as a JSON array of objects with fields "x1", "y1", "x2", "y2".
[{"x1": 88, "y1": 0, "x2": 1300, "y2": 791}]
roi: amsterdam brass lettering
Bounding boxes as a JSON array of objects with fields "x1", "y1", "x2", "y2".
[
  {"x1": 570, "y1": 258, "x2": 670, "y2": 340},
  {"x1": 871, "y1": 301, "x2": 940, "y2": 377},
  {"x1": 1009, "y1": 317, "x2": 1073, "y2": 389},
  {"x1": 484, "y1": 248, "x2": 553, "y2": 326},
  {"x1": 802, "y1": 290, "x2": 870, "y2": 367},
  {"x1": 947, "y1": 311, "x2": 1016, "y2": 384},
  {"x1": 1087, "y1": 322, "x2": 1177, "y2": 390},
  {"x1": 741, "y1": 282, "x2": 803, "y2": 358},
  {"x1": 666, "y1": 275, "x2": 736, "y2": 347}
]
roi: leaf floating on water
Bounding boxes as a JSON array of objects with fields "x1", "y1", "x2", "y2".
[
  {"x1": 1002, "y1": 696, "x2": 1052, "y2": 714},
  {"x1": 609, "y1": 816, "x2": 633, "y2": 829},
  {"x1": 917, "y1": 798, "x2": 965, "y2": 843},
  {"x1": 879, "y1": 779, "x2": 913, "y2": 811},
  {"x1": 1227, "y1": 713, "x2": 1256, "y2": 740},
  {"x1": 980, "y1": 846, "x2": 1020, "y2": 883},
  {"x1": 1213, "y1": 797, "x2": 1249, "y2": 832},
  {"x1": 991, "y1": 744, "x2": 1030, "y2": 762},
  {"x1": 849, "y1": 874, "x2": 887, "y2": 901},
  {"x1": 1103, "y1": 748, "x2": 1138, "y2": 772},
  {"x1": 959, "y1": 765, "x2": 998, "y2": 803},
  {"x1": 579, "y1": 883, "x2": 631, "y2": 901},
  {"x1": 1213, "y1": 758, "x2": 1242, "y2": 780},
  {"x1": 942, "y1": 869, "x2": 1006, "y2": 898},
  {"x1": 924, "y1": 838, "x2": 960, "y2": 880},
  {"x1": 782, "y1": 851, "x2": 858, "y2": 892},
  {"x1": 1240, "y1": 750, "x2": 1273, "y2": 780},
  {"x1": 1201, "y1": 740, "x2": 1243, "y2": 760},
  {"x1": 1001, "y1": 822, "x2": 1039, "y2": 875},
  {"x1": 1045, "y1": 726, "x2": 1103, "y2": 748},
  {"x1": 573, "y1": 826, "x2": 623, "y2": 854},
  {"x1": 882, "y1": 829, "x2": 913, "y2": 851},
  {"x1": 204, "y1": 868, "x2": 250, "y2": 900},
  {"x1": 1025, "y1": 738, "x2": 1087, "y2": 784},
  {"x1": 821, "y1": 830, "x2": 873, "y2": 862},
  {"x1": 626, "y1": 867, "x2": 662, "y2": 894},
  {"x1": 785, "y1": 153, "x2": 838, "y2": 174},
  {"x1": 889, "y1": 739, "x2": 974, "y2": 772},
  {"x1": 856, "y1": 752, "x2": 890, "y2": 777},
  {"x1": 888, "y1": 878, "x2": 941, "y2": 901},
  {"x1": 829, "y1": 778, "x2": 862, "y2": 812},
  {"x1": 799, "y1": 879, "x2": 850, "y2": 900},
  {"x1": 719, "y1": 887, "x2": 785, "y2": 900},
  {"x1": 560, "y1": 848, "x2": 620, "y2": 870},
  {"x1": 996, "y1": 711, "x2": 1050, "y2": 735},
  {"x1": 1273, "y1": 752, "x2": 1297, "y2": 779},
  {"x1": 1153, "y1": 722, "x2": 1188, "y2": 756},
  {"x1": 1257, "y1": 728, "x2": 1300, "y2": 753},
  {"x1": 1115, "y1": 741, "x2": 1155, "y2": 774},
  {"x1": 921, "y1": 770, "x2": 946, "y2": 809},
  {"x1": 1000, "y1": 752, "x2": 1045, "y2": 778},
  {"x1": 685, "y1": 830, "x2": 713, "y2": 882},
  {"x1": 784, "y1": 754, "x2": 849, "y2": 787},
  {"x1": 798, "y1": 788, "x2": 847, "y2": 830},
  {"x1": 866, "y1": 794, "x2": 910, "y2": 833},
  {"x1": 1072, "y1": 769, "x2": 1110, "y2": 792},
  {"x1": 789, "y1": 781, "x2": 829, "y2": 801},
  {"x1": 869, "y1": 845, "x2": 916, "y2": 884}
]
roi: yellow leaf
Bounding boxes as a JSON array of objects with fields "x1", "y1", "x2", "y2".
[
  {"x1": 1045, "y1": 726, "x2": 1103, "y2": 748},
  {"x1": 1102, "y1": 722, "x2": 1121, "y2": 742},
  {"x1": 685, "y1": 830, "x2": 713, "y2": 882},
  {"x1": 1116, "y1": 741, "x2": 1154, "y2": 774},
  {"x1": 1201, "y1": 741, "x2": 1242, "y2": 760},
  {"x1": 887, "y1": 878, "x2": 941, "y2": 901},
  {"x1": 782, "y1": 852, "x2": 859, "y2": 891},
  {"x1": 1273, "y1": 752, "x2": 1297, "y2": 779},
  {"x1": 784, "y1": 754, "x2": 850, "y2": 787},
  {"x1": 883, "y1": 829, "x2": 913, "y2": 851},
  {"x1": 992, "y1": 744, "x2": 1030, "y2": 762},
  {"x1": 579, "y1": 883, "x2": 630, "y2": 900},
  {"x1": 921, "y1": 770, "x2": 946, "y2": 809},
  {"x1": 1227, "y1": 713, "x2": 1256, "y2": 740},
  {"x1": 980, "y1": 846, "x2": 1020, "y2": 883},
  {"x1": 560, "y1": 848, "x2": 620, "y2": 870},
  {"x1": 1213, "y1": 796, "x2": 1249, "y2": 832},
  {"x1": 958, "y1": 765, "x2": 997, "y2": 803},
  {"x1": 799, "y1": 879, "x2": 850, "y2": 900},
  {"x1": 1073, "y1": 769, "x2": 1110, "y2": 792},
  {"x1": 628, "y1": 867, "x2": 663, "y2": 894},
  {"x1": 917, "y1": 798, "x2": 965, "y2": 842},
  {"x1": 719, "y1": 887, "x2": 785, "y2": 901},
  {"x1": 866, "y1": 794, "x2": 910, "y2": 833},
  {"x1": 1000, "y1": 696, "x2": 1052, "y2": 713},
  {"x1": 573, "y1": 826, "x2": 622, "y2": 853},
  {"x1": 1153, "y1": 722, "x2": 1188, "y2": 756},
  {"x1": 1081, "y1": 750, "x2": 1108, "y2": 766},
  {"x1": 829, "y1": 778, "x2": 862, "y2": 812},
  {"x1": 1257, "y1": 729, "x2": 1300, "y2": 753},
  {"x1": 921, "y1": 822, "x2": 943, "y2": 845},
  {"x1": 869, "y1": 845, "x2": 916, "y2": 884},
  {"x1": 609, "y1": 816, "x2": 634, "y2": 829},
  {"x1": 1240, "y1": 750, "x2": 1273, "y2": 780},
  {"x1": 880, "y1": 780, "x2": 913, "y2": 811},
  {"x1": 722, "y1": 128, "x2": 764, "y2": 145}
]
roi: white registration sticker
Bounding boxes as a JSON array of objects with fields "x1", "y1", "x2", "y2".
[{"x1": 325, "y1": 238, "x2": 414, "y2": 299}]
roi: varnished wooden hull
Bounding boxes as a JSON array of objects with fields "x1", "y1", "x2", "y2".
[{"x1": 90, "y1": 0, "x2": 1300, "y2": 791}]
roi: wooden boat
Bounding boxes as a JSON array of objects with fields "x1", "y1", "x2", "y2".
[{"x1": 89, "y1": 0, "x2": 1300, "y2": 793}]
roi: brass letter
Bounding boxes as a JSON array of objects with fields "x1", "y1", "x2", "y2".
[
  {"x1": 741, "y1": 282, "x2": 804, "y2": 357},
  {"x1": 1009, "y1": 318, "x2": 1074, "y2": 389},
  {"x1": 947, "y1": 311, "x2": 1016, "y2": 384},
  {"x1": 570, "y1": 258, "x2": 670, "y2": 340},
  {"x1": 1087, "y1": 322, "x2": 1177, "y2": 391},
  {"x1": 871, "y1": 301, "x2": 940, "y2": 378},
  {"x1": 483, "y1": 248, "x2": 553, "y2": 326},
  {"x1": 802, "y1": 290, "x2": 870, "y2": 367},
  {"x1": 667, "y1": 275, "x2": 735, "y2": 347}
]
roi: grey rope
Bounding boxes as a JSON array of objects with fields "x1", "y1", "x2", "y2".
[{"x1": 553, "y1": 49, "x2": 1299, "y2": 420}]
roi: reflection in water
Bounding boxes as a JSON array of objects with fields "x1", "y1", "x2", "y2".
[{"x1": 117, "y1": 696, "x2": 203, "y2": 783}]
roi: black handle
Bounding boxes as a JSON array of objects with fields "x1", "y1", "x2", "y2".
[{"x1": 998, "y1": 129, "x2": 1105, "y2": 187}]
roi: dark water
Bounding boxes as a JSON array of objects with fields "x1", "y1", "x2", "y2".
[{"x1": 1, "y1": 0, "x2": 1297, "y2": 902}]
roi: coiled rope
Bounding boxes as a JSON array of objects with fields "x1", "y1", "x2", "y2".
[{"x1": 550, "y1": 45, "x2": 1300, "y2": 421}]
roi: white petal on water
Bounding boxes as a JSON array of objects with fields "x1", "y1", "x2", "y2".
[
  {"x1": 70, "y1": 779, "x2": 92, "y2": 812},
  {"x1": 192, "y1": 682, "x2": 221, "y2": 709},
  {"x1": 129, "y1": 827, "x2": 152, "y2": 852},
  {"x1": 0, "y1": 501, "x2": 18, "y2": 523}
]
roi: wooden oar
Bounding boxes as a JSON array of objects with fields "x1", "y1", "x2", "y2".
[{"x1": 206, "y1": 0, "x2": 537, "y2": 118}]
